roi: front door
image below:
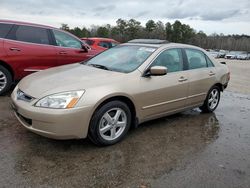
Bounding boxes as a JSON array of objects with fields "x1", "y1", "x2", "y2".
[
  {"x1": 52, "y1": 29, "x2": 92, "y2": 66},
  {"x1": 137, "y1": 48, "x2": 189, "y2": 120}
]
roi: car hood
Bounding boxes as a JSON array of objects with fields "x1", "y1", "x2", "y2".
[{"x1": 18, "y1": 63, "x2": 128, "y2": 98}]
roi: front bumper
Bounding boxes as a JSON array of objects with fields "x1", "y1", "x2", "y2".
[{"x1": 11, "y1": 91, "x2": 93, "y2": 140}]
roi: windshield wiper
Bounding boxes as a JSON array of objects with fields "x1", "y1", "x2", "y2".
[{"x1": 88, "y1": 64, "x2": 110, "y2": 71}]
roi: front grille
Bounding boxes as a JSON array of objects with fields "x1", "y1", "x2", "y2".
[{"x1": 17, "y1": 89, "x2": 34, "y2": 102}]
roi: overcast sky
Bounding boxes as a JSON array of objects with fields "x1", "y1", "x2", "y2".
[{"x1": 0, "y1": 0, "x2": 250, "y2": 35}]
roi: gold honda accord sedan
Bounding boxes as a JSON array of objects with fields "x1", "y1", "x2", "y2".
[{"x1": 11, "y1": 39, "x2": 230, "y2": 146}]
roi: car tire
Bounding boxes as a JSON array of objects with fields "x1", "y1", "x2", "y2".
[
  {"x1": 88, "y1": 100, "x2": 131, "y2": 146},
  {"x1": 0, "y1": 65, "x2": 12, "y2": 96},
  {"x1": 200, "y1": 86, "x2": 220, "y2": 113}
]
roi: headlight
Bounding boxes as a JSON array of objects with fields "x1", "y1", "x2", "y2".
[{"x1": 35, "y1": 90, "x2": 85, "y2": 109}]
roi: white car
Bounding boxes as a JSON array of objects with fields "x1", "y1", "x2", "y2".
[
  {"x1": 209, "y1": 51, "x2": 219, "y2": 58},
  {"x1": 225, "y1": 51, "x2": 239, "y2": 59},
  {"x1": 237, "y1": 53, "x2": 249, "y2": 60}
]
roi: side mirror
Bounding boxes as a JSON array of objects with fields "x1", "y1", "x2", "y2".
[
  {"x1": 81, "y1": 44, "x2": 89, "y2": 52},
  {"x1": 146, "y1": 66, "x2": 167, "y2": 76}
]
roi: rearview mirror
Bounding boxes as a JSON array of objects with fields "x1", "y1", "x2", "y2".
[{"x1": 148, "y1": 66, "x2": 167, "y2": 76}]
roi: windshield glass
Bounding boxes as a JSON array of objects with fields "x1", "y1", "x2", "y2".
[{"x1": 86, "y1": 45, "x2": 156, "y2": 73}]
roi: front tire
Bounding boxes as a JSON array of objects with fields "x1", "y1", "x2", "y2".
[
  {"x1": 200, "y1": 86, "x2": 220, "y2": 113},
  {"x1": 0, "y1": 65, "x2": 12, "y2": 96},
  {"x1": 88, "y1": 101, "x2": 131, "y2": 146}
]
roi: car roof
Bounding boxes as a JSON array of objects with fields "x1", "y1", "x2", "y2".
[
  {"x1": 82, "y1": 37, "x2": 118, "y2": 42},
  {"x1": 0, "y1": 19, "x2": 56, "y2": 29},
  {"x1": 128, "y1": 39, "x2": 168, "y2": 44},
  {"x1": 123, "y1": 40, "x2": 206, "y2": 50}
]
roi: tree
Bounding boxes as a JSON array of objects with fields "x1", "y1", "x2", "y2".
[
  {"x1": 145, "y1": 20, "x2": 156, "y2": 33},
  {"x1": 60, "y1": 23, "x2": 70, "y2": 31},
  {"x1": 165, "y1": 22, "x2": 173, "y2": 41},
  {"x1": 60, "y1": 19, "x2": 250, "y2": 51},
  {"x1": 81, "y1": 27, "x2": 90, "y2": 37},
  {"x1": 116, "y1": 18, "x2": 128, "y2": 41},
  {"x1": 96, "y1": 26, "x2": 109, "y2": 38},
  {"x1": 197, "y1": 31, "x2": 207, "y2": 38},
  {"x1": 126, "y1": 19, "x2": 141, "y2": 40},
  {"x1": 70, "y1": 27, "x2": 83, "y2": 37},
  {"x1": 171, "y1": 20, "x2": 182, "y2": 42},
  {"x1": 154, "y1": 21, "x2": 165, "y2": 39},
  {"x1": 180, "y1": 24, "x2": 195, "y2": 43}
]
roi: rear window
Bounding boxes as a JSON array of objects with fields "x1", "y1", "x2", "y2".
[
  {"x1": 0, "y1": 23, "x2": 13, "y2": 38},
  {"x1": 185, "y1": 49, "x2": 207, "y2": 70},
  {"x1": 111, "y1": 42, "x2": 119, "y2": 47},
  {"x1": 14, "y1": 25, "x2": 50, "y2": 45},
  {"x1": 85, "y1": 39, "x2": 94, "y2": 46},
  {"x1": 98, "y1": 41, "x2": 112, "y2": 49}
]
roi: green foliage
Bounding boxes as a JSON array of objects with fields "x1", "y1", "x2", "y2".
[
  {"x1": 126, "y1": 19, "x2": 141, "y2": 39},
  {"x1": 96, "y1": 27, "x2": 109, "y2": 38},
  {"x1": 145, "y1": 20, "x2": 156, "y2": 33},
  {"x1": 165, "y1": 22, "x2": 172, "y2": 41},
  {"x1": 60, "y1": 19, "x2": 250, "y2": 51},
  {"x1": 81, "y1": 27, "x2": 90, "y2": 37},
  {"x1": 60, "y1": 23, "x2": 70, "y2": 31}
]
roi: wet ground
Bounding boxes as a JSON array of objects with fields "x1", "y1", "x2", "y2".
[{"x1": 1, "y1": 61, "x2": 250, "y2": 188}]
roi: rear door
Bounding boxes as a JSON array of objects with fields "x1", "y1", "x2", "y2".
[
  {"x1": 4, "y1": 25, "x2": 57, "y2": 79},
  {"x1": 52, "y1": 29, "x2": 93, "y2": 65},
  {"x1": 184, "y1": 48, "x2": 217, "y2": 106}
]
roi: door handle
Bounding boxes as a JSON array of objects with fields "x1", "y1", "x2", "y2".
[
  {"x1": 178, "y1": 76, "x2": 188, "y2": 82},
  {"x1": 59, "y1": 51, "x2": 67, "y2": 55},
  {"x1": 78, "y1": 49, "x2": 86, "y2": 53},
  {"x1": 9, "y1": 47, "x2": 21, "y2": 51},
  {"x1": 209, "y1": 71, "x2": 215, "y2": 76}
]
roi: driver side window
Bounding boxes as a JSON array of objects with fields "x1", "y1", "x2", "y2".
[
  {"x1": 53, "y1": 30, "x2": 82, "y2": 49},
  {"x1": 151, "y1": 48, "x2": 183, "y2": 73}
]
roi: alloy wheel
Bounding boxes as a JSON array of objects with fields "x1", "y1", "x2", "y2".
[
  {"x1": 0, "y1": 70, "x2": 7, "y2": 92},
  {"x1": 208, "y1": 89, "x2": 219, "y2": 110},
  {"x1": 99, "y1": 108, "x2": 127, "y2": 141}
]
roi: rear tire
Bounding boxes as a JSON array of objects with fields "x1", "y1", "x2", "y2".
[
  {"x1": 88, "y1": 101, "x2": 131, "y2": 146},
  {"x1": 200, "y1": 86, "x2": 220, "y2": 113},
  {"x1": 0, "y1": 65, "x2": 12, "y2": 96}
]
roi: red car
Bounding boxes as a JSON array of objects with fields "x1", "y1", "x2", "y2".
[
  {"x1": 81, "y1": 37, "x2": 119, "y2": 51},
  {"x1": 0, "y1": 20, "x2": 100, "y2": 95}
]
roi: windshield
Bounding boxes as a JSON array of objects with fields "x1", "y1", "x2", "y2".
[{"x1": 86, "y1": 45, "x2": 156, "y2": 73}]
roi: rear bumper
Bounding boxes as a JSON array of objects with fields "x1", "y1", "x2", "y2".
[{"x1": 11, "y1": 93, "x2": 93, "y2": 140}]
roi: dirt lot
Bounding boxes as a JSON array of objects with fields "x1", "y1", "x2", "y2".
[{"x1": 0, "y1": 60, "x2": 250, "y2": 188}]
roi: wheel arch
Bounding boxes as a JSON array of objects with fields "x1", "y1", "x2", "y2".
[
  {"x1": 0, "y1": 60, "x2": 14, "y2": 81},
  {"x1": 91, "y1": 94, "x2": 138, "y2": 128},
  {"x1": 213, "y1": 83, "x2": 224, "y2": 92}
]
